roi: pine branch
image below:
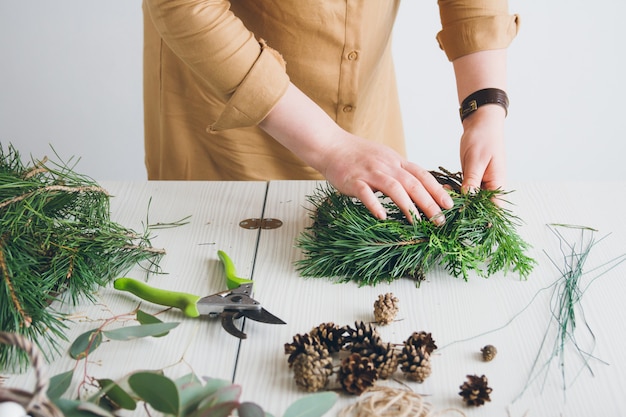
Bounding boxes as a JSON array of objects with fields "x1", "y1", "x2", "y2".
[
  {"x1": 296, "y1": 169, "x2": 535, "y2": 286},
  {"x1": 0, "y1": 144, "x2": 167, "y2": 371}
]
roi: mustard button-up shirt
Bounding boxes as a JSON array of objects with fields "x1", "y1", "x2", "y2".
[{"x1": 143, "y1": 0, "x2": 519, "y2": 180}]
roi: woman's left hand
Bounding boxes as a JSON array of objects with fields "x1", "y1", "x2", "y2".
[{"x1": 459, "y1": 104, "x2": 507, "y2": 195}]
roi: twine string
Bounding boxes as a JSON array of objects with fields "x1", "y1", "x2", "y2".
[
  {"x1": 339, "y1": 386, "x2": 466, "y2": 417},
  {"x1": 0, "y1": 184, "x2": 109, "y2": 210},
  {"x1": 0, "y1": 332, "x2": 63, "y2": 417}
]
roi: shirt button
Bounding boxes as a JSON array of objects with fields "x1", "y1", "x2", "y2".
[
  {"x1": 347, "y1": 51, "x2": 358, "y2": 61},
  {"x1": 342, "y1": 105, "x2": 353, "y2": 113}
]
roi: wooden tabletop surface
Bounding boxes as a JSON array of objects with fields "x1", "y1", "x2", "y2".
[{"x1": 4, "y1": 180, "x2": 626, "y2": 416}]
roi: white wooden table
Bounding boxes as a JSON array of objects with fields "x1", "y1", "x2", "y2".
[{"x1": 4, "y1": 180, "x2": 626, "y2": 416}]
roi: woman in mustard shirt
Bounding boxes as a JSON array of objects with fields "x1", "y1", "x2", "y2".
[{"x1": 142, "y1": 0, "x2": 519, "y2": 224}]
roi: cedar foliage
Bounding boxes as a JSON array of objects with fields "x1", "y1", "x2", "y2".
[
  {"x1": 0, "y1": 144, "x2": 165, "y2": 370},
  {"x1": 296, "y1": 169, "x2": 535, "y2": 285}
]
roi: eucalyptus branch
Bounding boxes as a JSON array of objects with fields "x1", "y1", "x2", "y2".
[{"x1": 296, "y1": 169, "x2": 535, "y2": 286}]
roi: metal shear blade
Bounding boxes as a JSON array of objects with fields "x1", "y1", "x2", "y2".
[
  {"x1": 197, "y1": 283, "x2": 286, "y2": 338},
  {"x1": 219, "y1": 309, "x2": 286, "y2": 339}
]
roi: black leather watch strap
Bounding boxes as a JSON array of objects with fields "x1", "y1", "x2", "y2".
[{"x1": 459, "y1": 88, "x2": 509, "y2": 122}]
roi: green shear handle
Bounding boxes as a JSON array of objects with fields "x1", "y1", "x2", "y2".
[
  {"x1": 113, "y1": 278, "x2": 201, "y2": 317},
  {"x1": 217, "y1": 250, "x2": 254, "y2": 290},
  {"x1": 114, "y1": 250, "x2": 253, "y2": 317}
]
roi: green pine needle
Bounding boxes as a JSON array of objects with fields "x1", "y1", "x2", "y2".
[
  {"x1": 296, "y1": 169, "x2": 535, "y2": 285},
  {"x1": 516, "y1": 224, "x2": 626, "y2": 401},
  {"x1": 0, "y1": 144, "x2": 166, "y2": 371}
]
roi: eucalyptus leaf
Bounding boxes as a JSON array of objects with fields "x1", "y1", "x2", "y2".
[
  {"x1": 179, "y1": 376, "x2": 230, "y2": 415},
  {"x1": 137, "y1": 309, "x2": 162, "y2": 324},
  {"x1": 180, "y1": 384, "x2": 210, "y2": 415},
  {"x1": 53, "y1": 398, "x2": 115, "y2": 417},
  {"x1": 97, "y1": 378, "x2": 137, "y2": 410},
  {"x1": 194, "y1": 401, "x2": 239, "y2": 417},
  {"x1": 76, "y1": 402, "x2": 118, "y2": 417},
  {"x1": 237, "y1": 401, "x2": 265, "y2": 417},
  {"x1": 70, "y1": 329, "x2": 103, "y2": 359},
  {"x1": 47, "y1": 369, "x2": 74, "y2": 399},
  {"x1": 137, "y1": 309, "x2": 170, "y2": 337},
  {"x1": 176, "y1": 372, "x2": 202, "y2": 389},
  {"x1": 103, "y1": 322, "x2": 179, "y2": 341},
  {"x1": 200, "y1": 384, "x2": 241, "y2": 408},
  {"x1": 201, "y1": 377, "x2": 234, "y2": 392},
  {"x1": 283, "y1": 392, "x2": 338, "y2": 417},
  {"x1": 128, "y1": 371, "x2": 180, "y2": 415}
]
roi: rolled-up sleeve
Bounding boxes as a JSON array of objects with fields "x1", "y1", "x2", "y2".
[
  {"x1": 144, "y1": 0, "x2": 290, "y2": 131},
  {"x1": 436, "y1": 0, "x2": 520, "y2": 61}
]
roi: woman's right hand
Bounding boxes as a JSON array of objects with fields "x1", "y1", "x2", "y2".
[
  {"x1": 260, "y1": 83, "x2": 453, "y2": 224},
  {"x1": 320, "y1": 131, "x2": 453, "y2": 223}
]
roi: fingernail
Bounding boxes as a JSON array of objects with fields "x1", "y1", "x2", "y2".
[
  {"x1": 463, "y1": 185, "x2": 478, "y2": 196},
  {"x1": 431, "y1": 212, "x2": 446, "y2": 226}
]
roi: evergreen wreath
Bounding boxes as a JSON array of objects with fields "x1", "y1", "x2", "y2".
[
  {"x1": 0, "y1": 145, "x2": 165, "y2": 371},
  {"x1": 296, "y1": 168, "x2": 535, "y2": 286}
]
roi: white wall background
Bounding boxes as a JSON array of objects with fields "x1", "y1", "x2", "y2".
[{"x1": 1, "y1": 1, "x2": 625, "y2": 182}]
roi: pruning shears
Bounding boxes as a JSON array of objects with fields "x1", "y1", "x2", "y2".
[{"x1": 113, "y1": 250, "x2": 285, "y2": 339}]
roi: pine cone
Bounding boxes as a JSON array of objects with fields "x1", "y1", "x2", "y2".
[
  {"x1": 337, "y1": 353, "x2": 378, "y2": 395},
  {"x1": 459, "y1": 374, "x2": 492, "y2": 406},
  {"x1": 344, "y1": 321, "x2": 381, "y2": 352},
  {"x1": 481, "y1": 345, "x2": 497, "y2": 362},
  {"x1": 344, "y1": 322, "x2": 400, "y2": 378},
  {"x1": 400, "y1": 332, "x2": 436, "y2": 382},
  {"x1": 373, "y1": 293, "x2": 399, "y2": 325},
  {"x1": 284, "y1": 333, "x2": 329, "y2": 366},
  {"x1": 409, "y1": 265, "x2": 426, "y2": 283},
  {"x1": 399, "y1": 343, "x2": 431, "y2": 383},
  {"x1": 309, "y1": 322, "x2": 346, "y2": 353},
  {"x1": 291, "y1": 351, "x2": 333, "y2": 392},
  {"x1": 405, "y1": 331, "x2": 437, "y2": 355},
  {"x1": 369, "y1": 341, "x2": 400, "y2": 379},
  {"x1": 347, "y1": 335, "x2": 399, "y2": 380}
]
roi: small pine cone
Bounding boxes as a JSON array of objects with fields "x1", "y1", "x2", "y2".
[
  {"x1": 459, "y1": 374, "x2": 492, "y2": 406},
  {"x1": 351, "y1": 336, "x2": 399, "y2": 380},
  {"x1": 344, "y1": 321, "x2": 381, "y2": 353},
  {"x1": 399, "y1": 344, "x2": 432, "y2": 383},
  {"x1": 481, "y1": 345, "x2": 497, "y2": 362},
  {"x1": 369, "y1": 342, "x2": 400, "y2": 380},
  {"x1": 291, "y1": 351, "x2": 333, "y2": 392},
  {"x1": 405, "y1": 331, "x2": 437, "y2": 355},
  {"x1": 400, "y1": 332, "x2": 436, "y2": 382},
  {"x1": 309, "y1": 322, "x2": 346, "y2": 353},
  {"x1": 337, "y1": 353, "x2": 378, "y2": 395},
  {"x1": 409, "y1": 265, "x2": 426, "y2": 283},
  {"x1": 373, "y1": 293, "x2": 399, "y2": 325},
  {"x1": 284, "y1": 333, "x2": 329, "y2": 366}
]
